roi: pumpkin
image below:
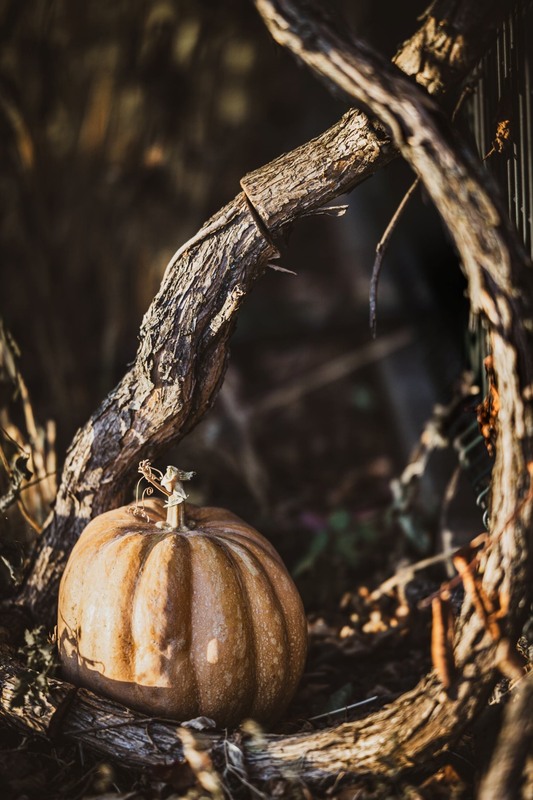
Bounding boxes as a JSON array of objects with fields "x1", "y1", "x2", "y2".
[{"x1": 57, "y1": 464, "x2": 307, "y2": 727}]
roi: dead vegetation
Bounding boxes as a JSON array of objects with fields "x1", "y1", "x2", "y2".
[{"x1": 1, "y1": 0, "x2": 532, "y2": 797}]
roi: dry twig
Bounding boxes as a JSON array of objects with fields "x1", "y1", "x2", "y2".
[
  {"x1": 369, "y1": 177, "x2": 420, "y2": 337},
  {"x1": 0, "y1": 0, "x2": 527, "y2": 789}
]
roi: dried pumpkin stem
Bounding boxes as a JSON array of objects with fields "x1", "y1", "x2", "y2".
[
  {"x1": 162, "y1": 466, "x2": 192, "y2": 531},
  {"x1": 137, "y1": 461, "x2": 194, "y2": 531},
  {"x1": 166, "y1": 494, "x2": 186, "y2": 530}
]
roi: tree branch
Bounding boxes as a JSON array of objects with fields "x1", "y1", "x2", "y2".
[
  {"x1": 0, "y1": 650, "x2": 490, "y2": 779},
  {"x1": 478, "y1": 671, "x2": 533, "y2": 800},
  {"x1": 17, "y1": 0, "x2": 512, "y2": 624},
  {"x1": 3, "y1": 0, "x2": 530, "y2": 788},
  {"x1": 250, "y1": 0, "x2": 533, "y2": 773}
]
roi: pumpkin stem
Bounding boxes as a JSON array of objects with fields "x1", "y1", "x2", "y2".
[
  {"x1": 166, "y1": 495, "x2": 185, "y2": 529},
  {"x1": 162, "y1": 466, "x2": 195, "y2": 530},
  {"x1": 137, "y1": 461, "x2": 195, "y2": 531}
]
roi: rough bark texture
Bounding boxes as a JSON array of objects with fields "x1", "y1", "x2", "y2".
[
  {"x1": 1, "y1": 0, "x2": 530, "y2": 790},
  {"x1": 393, "y1": 0, "x2": 503, "y2": 95},
  {"x1": 17, "y1": 0, "x2": 510, "y2": 621},
  {"x1": 478, "y1": 671, "x2": 533, "y2": 800},
  {"x1": 251, "y1": 0, "x2": 533, "y2": 766},
  {"x1": 0, "y1": 645, "x2": 75, "y2": 738},
  {"x1": 17, "y1": 198, "x2": 276, "y2": 617},
  {"x1": 0, "y1": 655, "x2": 491, "y2": 777}
]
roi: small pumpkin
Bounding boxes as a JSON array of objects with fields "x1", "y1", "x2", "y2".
[{"x1": 57, "y1": 463, "x2": 307, "y2": 727}]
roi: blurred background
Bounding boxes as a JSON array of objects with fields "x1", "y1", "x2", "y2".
[
  {"x1": 3, "y1": 4, "x2": 533, "y2": 792},
  {"x1": 0, "y1": 0, "x2": 496, "y2": 610}
]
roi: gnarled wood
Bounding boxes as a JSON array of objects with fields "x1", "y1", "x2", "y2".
[
  {"x1": 0, "y1": 651, "x2": 492, "y2": 777},
  {"x1": 1, "y1": 0, "x2": 530, "y2": 791},
  {"x1": 18, "y1": 0, "x2": 511, "y2": 623},
  {"x1": 251, "y1": 0, "x2": 533, "y2": 773},
  {"x1": 479, "y1": 671, "x2": 533, "y2": 800}
]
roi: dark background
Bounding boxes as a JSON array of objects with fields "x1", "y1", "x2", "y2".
[
  {"x1": 0, "y1": 0, "x2": 474, "y2": 607},
  {"x1": 1, "y1": 2, "x2": 513, "y2": 796}
]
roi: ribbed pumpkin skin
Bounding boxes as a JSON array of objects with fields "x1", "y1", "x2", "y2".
[{"x1": 57, "y1": 499, "x2": 307, "y2": 727}]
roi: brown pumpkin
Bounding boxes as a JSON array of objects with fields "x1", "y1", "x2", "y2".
[{"x1": 57, "y1": 473, "x2": 307, "y2": 728}]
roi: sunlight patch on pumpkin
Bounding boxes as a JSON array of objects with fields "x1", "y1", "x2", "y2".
[{"x1": 206, "y1": 638, "x2": 219, "y2": 664}]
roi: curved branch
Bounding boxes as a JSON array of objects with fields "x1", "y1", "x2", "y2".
[
  {"x1": 0, "y1": 651, "x2": 492, "y2": 778},
  {"x1": 17, "y1": 0, "x2": 512, "y2": 623},
  {"x1": 1, "y1": 0, "x2": 530, "y2": 787},
  {"x1": 18, "y1": 197, "x2": 276, "y2": 616},
  {"x1": 250, "y1": 0, "x2": 533, "y2": 770}
]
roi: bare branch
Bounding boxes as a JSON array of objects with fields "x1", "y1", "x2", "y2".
[
  {"x1": 249, "y1": 0, "x2": 533, "y2": 776},
  {"x1": 7, "y1": 0, "x2": 530, "y2": 785},
  {"x1": 369, "y1": 177, "x2": 419, "y2": 337},
  {"x1": 17, "y1": 0, "x2": 512, "y2": 622}
]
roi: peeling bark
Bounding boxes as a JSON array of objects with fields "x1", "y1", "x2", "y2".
[
  {"x1": 18, "y1": 0, "x2": 512, "y2": 624},
  {"x1": 0, "y1": 0, "x2": 530, "y2": 790},
  {"x1": 0, "y1": 654, "x2": 491, "y2": 778},
  {"x1": 393, "y1": 0, "x2": 505, "y2": 96},
  {"x1": 251, "y1": 0, "x2": 533, "y2": 767}
]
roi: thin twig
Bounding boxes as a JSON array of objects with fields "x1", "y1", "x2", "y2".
[
  {"x1": 0, "y1": 424, "x2": 27, "y2": 452},
  {"x1": 369, "y1": 79, "x2": 472, "y2": 337},
  {"x1": 267, "y1": 263, "x2": 297, "y2": 275},
  {"x1": 17, "y1": 471, "x2": 57, "y2": 492},
  {"x1": 369, "y1": 549, "x2": 465, "y2": 602},
  {"x1": 431, "y1": 591, "x2": 455, "y2": 689},
  {"x1": 16, "y1": 495, "x2": 43, "y2": 534},
  {"x1": 308, "y1": 696, "x2": 380, "y2": 722},
  {"x1": 369, "y1": 177, "x2": 420, "y2": 337}
]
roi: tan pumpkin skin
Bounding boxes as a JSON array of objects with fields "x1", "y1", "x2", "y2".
[{"x1": 57, "y1": 499, "x2": 307, "y2": 727}]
